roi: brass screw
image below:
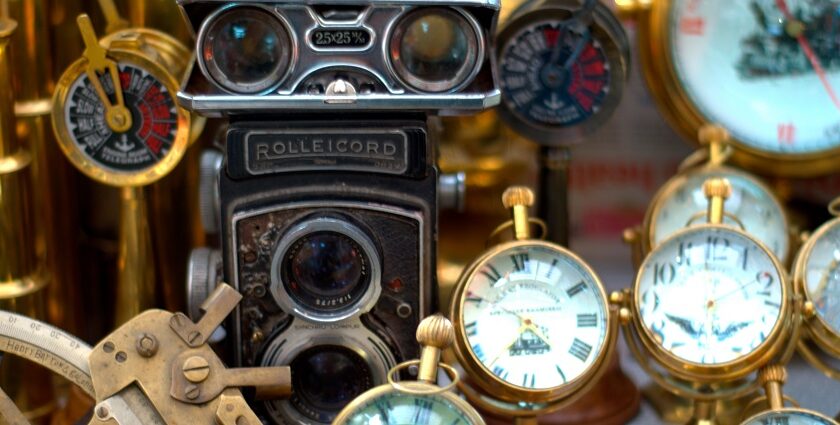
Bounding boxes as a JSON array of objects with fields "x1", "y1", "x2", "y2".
[
  {"x1": 184, "y1": 384, "x2": 200, "y2": 400},
  {"x1": 187, "y1": 331, "x2": 202, "y2": 345},
  {"x1": 135, "y1": 333, "x2": 158, "y2": 358},
  {"x1": 758, "y1": 364, "x2": 787, "y2": 386},
  {"x1": 183, "y1": 356, "x2": 211, "y2": 383},
  {"x1": 703, "y1": 178, "x2": 732, "y2": 200},
  {"x1": 96, "y1": 405, "x2": 109, "y2": 419},
  {"x1": 619, "y1": 308, "x2": 632, "y2": 325},
  {"x1": 803, "y1": 301, "x2": 816, "y2": 319},
  {"x1": 609, "y1": 291, "x2": 624, "y2": 305}
]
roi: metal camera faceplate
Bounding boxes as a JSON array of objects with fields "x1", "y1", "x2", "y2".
[{"x1": 176, "y1": 0, "x2": 500, "y2": 115}]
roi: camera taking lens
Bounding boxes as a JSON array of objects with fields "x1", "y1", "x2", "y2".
[
  {"x1": 283, "y1": 231, "x2": 370, "y2": 312},
  {"x1": 289, "y1": 345, "x2": 374, "y2": 422}
]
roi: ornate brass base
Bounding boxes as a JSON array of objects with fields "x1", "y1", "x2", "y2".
[
  {"x1": 482, "y1": 354, "x2": 641, "y2": 425},
  {"x1": 642, "y1": 384, "x2": 752, "y2": 425}
]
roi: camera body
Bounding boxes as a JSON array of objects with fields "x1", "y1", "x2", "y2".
[
  {"x1": 179, "y1": 0, "x2": 499, "y2": 423},
  {"x1": 220, "y1": 116, "x2": 434, "y2": 423}
]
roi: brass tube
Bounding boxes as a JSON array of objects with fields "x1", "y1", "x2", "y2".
[
  {"x1": 0, "y1": 11, "x2": 54, "y2": 424},
  {"x1": 115, "y1": 186, "x2": 155, "y2": 325},
  {"x1": 416, "y1": 346, "x2": 441, "y2": 384}
]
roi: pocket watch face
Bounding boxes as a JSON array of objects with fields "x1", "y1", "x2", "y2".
[
  {"x1": 802, "y1": 220, "x2": 840, "y2": 335},
  {"x1": 669, "y1": 0, "x2": 840, "y2": 155},
  {"x1": 342, "y1": 391, "x2": 477, "y2": 425},
  {"x1": 741, "y1": 409, "x2": 838, "y2": 425},
  {"x1": 460, "y1": 244, "x2": 608, "y2": 390},
  {"x1": 651, "y1": 170, "x2": 788, "y2": 260},
  {"x1": 637, "y1": 227, "x2": 784, "y2": 365}
]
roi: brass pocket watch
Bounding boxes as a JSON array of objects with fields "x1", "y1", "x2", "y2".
[
  {"x1": 618, "y1": 0, "x2": 840, "y2": 177},
  {"x1": 626, "y1": 125, "x2": 792, "y2": 269},
  {"x1": 793, "y1": 196, "x2": 840, "y2": 379},
  {"x1": 739, "y1": 365, "x2": 839, "y2": 425},
  {"x1": 616, "y1": 177, "x2": 801, "y2": 423},
  {"x1": 449, "y1": 186, "x2": 618, "y2": 419},
  {"x1": 333, "y1": 315, "x2": 486, "y2": 425}
]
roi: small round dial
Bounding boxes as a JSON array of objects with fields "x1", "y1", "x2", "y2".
[
  {"x1": 499, "y1": 20, "x2": 611, "y2": 129},
  {"x1": 741, "y1": 409, "x2": 839, "y2": 425},
  {"x1": 339, "y1": 391, "x2": 478, "y2": 425},
  {"x1": 637, "y1": 227, "x2": 784, "y2": 365},
  {"x1": 650, "y1": 170, "x2": 788, "y2": 261},
  {"x1": 802, "y1": 220, "x2": 840, "y2": 335},
  {"x1": 670, "y1": 0, "x2": 840, "y2": 155},
  {"x1": 457, "y1": 243, "x2": 608, "y2": 393},
  {"x1": 63, "y1": 63, "x2": 179, "y2": 172}
]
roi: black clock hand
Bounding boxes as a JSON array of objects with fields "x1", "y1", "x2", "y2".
[
  {"x1": 714, "y1": 321, "x2": 751, "y2": 341},
  {"x1": 665, "y1": 313, "x2": 701, "y2": 337}
]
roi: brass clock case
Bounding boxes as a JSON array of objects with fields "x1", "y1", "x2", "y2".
[
  {"x1": 640, "y1": 164, "x2": 792, "y2": 267},
  {"x1": 450, "y1": 239, "x2": 615, "y2": 404},
  {"x1": 793, "y1": 214, "x2": 840, "y2": 359},
  {"x1": 740, "y1": 407, "x2": 840, "y2": 425},
  {"x1": 634, "y1": 1, "x2": 840, "y2": 177},
  {"x1": 630, "y1": 223, "x2": 794, "y2": 383},
  {"x1": 51, "y1": 30, "x2": 191, "y2": 187}
]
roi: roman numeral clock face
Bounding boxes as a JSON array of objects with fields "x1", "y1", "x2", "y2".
[
  {"x1": 637, "y1": 227, "x2": 785, "y2": 365},
  {"x1": 459, "y1": 244, "x2": 608, "y2": 391}
]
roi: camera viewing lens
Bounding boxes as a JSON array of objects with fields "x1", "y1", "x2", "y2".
[
  {"x1": 282, "y1": 230, "x2": 371, "y2": 312},
  {"x1": 390, "y1": 8, "x2": 480, "y2": 93},
  {"x1": 200, "y1": 7, "x2": 292, "y2": 93},
  {"x1": 290, "y1": 345, "x2": 374, "y2": 421}
]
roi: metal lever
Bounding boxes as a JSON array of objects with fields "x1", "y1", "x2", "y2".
[{"x1": 170, "y1": 284, "x2": 241, "y2": 347}]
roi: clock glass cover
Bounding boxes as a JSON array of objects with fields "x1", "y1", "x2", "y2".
[{"x1": 802, "y1": 220, "x2": 840, "y2": 335}]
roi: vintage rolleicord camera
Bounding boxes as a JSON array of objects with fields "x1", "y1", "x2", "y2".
[{"x1": 178, "y1": 0, "x2": 500, "y2": 424}]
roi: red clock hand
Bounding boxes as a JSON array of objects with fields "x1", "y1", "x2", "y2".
[{"x1": 775, "y1": 0, "x2": 840, "y2": 111}]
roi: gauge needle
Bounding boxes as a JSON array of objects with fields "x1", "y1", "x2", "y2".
[
  {"x1": 775, "y1": 0, "x2": 840, "y2": 111},
  {"x1": 77, "y1": 14, "x2": 133, "y2": 133}
]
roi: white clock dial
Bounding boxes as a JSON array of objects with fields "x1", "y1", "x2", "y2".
[
  {"x1": 344, "y1": 393, "x2": 475, "y2": 425},
  {"x1": 638, "y1": 227, "x2": 784, "y2": 365},
  {"x1": 742, "y1": 409, "x2": 838, "y2": 425},
  {"x1": 461, "y1": 244, "x2": 607, "y2": 390},
  {"x1": 803, "y1": 220, "x2": 840, "y2": 335},
  {"x1": 652, "y1": 170, "x2": 788, "y2": 260},
  {"x1": 670, "y1": 0, "x2": 840, "y2": 154}
]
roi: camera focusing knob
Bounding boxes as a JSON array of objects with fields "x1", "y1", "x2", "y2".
[
  {"x1": 325, "y1": 78, "x2": 357, "y2": 104},
  {"x1": 187, "y1": 247, "x2": 223, "y2": 322},
  {"x1": 439, "y1": 172, "x2": 466, "y2": 212},
  {"x1": 198, "y1": 149, "x2": 223, "y2": 235}
]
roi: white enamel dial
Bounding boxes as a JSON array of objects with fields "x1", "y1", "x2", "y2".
[
  {"x1": 638, "y1": 227, "x2": 784, "y2": 365},
  {"x1": 652, "y1": 170, "x2": 788, "y2": 260},
  {"x1": 670, "y1": 0, "x2": 840, "y2": 154},
  {"x1": 803, "y1": 220, "x2": 840, "y2": 335},
  {"x1": 461, "y1": 244, "x2": 607, "y2": 390},
  {"x1": 742, "y1": 409, "x2": 838, "y2": 425}
]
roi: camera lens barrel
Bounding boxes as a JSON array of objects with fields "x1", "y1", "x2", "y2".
[{"x1": 271, "y1": 217, "x2": 382, "y2": 322}]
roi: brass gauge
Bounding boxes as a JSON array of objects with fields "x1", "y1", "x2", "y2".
[
  {"x1": 739, "y1": 365, "x2": 839, "y2": 425},
  {"x1": 496, "y1": 0, "x2": 630, "y2": 144},
  {"x1": 333, "y1": 315, "x2": 486, "y2": 425},
  {"x1": 794, "y1": 196, "x2": 840, "y2": 379},
  {"x1": 616, "y1": 177, "x2": 800, "y2": 423},
  {"x1": 627, "y1": 125, "x2": 792, "y2": 268},
  {"x1": 620, "y1": 0, "x2": 840, "y2": 177},
  {"x1": 52, "y1": 14, "x2": 190, "y2": 186},
  {"x1": 449, "y1": 186, "x2": 618, "y2": 419}
]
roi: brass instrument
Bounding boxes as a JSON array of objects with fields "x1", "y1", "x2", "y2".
[{"x1": 738, "y1": 365, "x2": 838, "y2": 425}]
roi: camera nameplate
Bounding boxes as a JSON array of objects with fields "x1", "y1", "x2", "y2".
[{"x1": 243, "y1": 128, "x2": 410, "y2": 176}]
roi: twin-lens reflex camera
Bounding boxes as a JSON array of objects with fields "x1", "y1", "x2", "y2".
[{"x1": 178, "y1": 0, "x2": 500, "y2": 423}]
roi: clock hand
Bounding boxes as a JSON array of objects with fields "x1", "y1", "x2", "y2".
[
  {"x1": 665, "y1": 313, "x2": 701, "y2": 337},
  {"x1": 524, "y1": 323, "x2": 552, "y2": 348},
  {"x1": 775, "y1": 0, "x2": 840, "y2": 111},
  {"x1": 814, "y1": 259, "x2": 839, "y2": 303},
  {"x1": 710, "y1": 278, "x2": 760, "y2": 305},
  {"x1": 713, "y1": 321, "x2": 752, "y2": 341},
  {"x1": 487, "y1": 323, "x2": 529, "y2": 367}
]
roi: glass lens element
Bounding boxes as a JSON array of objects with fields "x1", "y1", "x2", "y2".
[
  {"x1": 201, "y1": 7, "x2": 291, "y2": 93},
  {"x1": 282, "y1": 230, "x2": 370, "y2": 312},
  {"x1": 290, "y1": 346, "x2": 374, "y2": 422},
  {"x1": 391, "y1": 8, "x2": 479, "y2": 92}
]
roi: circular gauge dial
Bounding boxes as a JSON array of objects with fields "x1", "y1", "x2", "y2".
[
  {"x1": 742, "y1": 409, "x2": 838, "y2": 425},
  {"x1": 803, "y1": 220, "x2": 840, "y2": 334},
  {"x1": 637, "y1": 227, "x2": 784, "y2": 365},
  {"x1": 63, "y1": 63, "x2": 179, "y2": 173},
  {"x1": 670, "y1": 0, "x2": 840, "y2": 155},
  {"x1": 460, "y1": 244, "x2": 608, "y2": 391},
  {"x1": 651, "y1": 170, "x2": 788, "y2": 260},
  {"x1": 499, "y1": 20, "x2": 611, "y2": 128},
  {"x1": 339, "y1": 391, "x2": 477, "y2": 425}
]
